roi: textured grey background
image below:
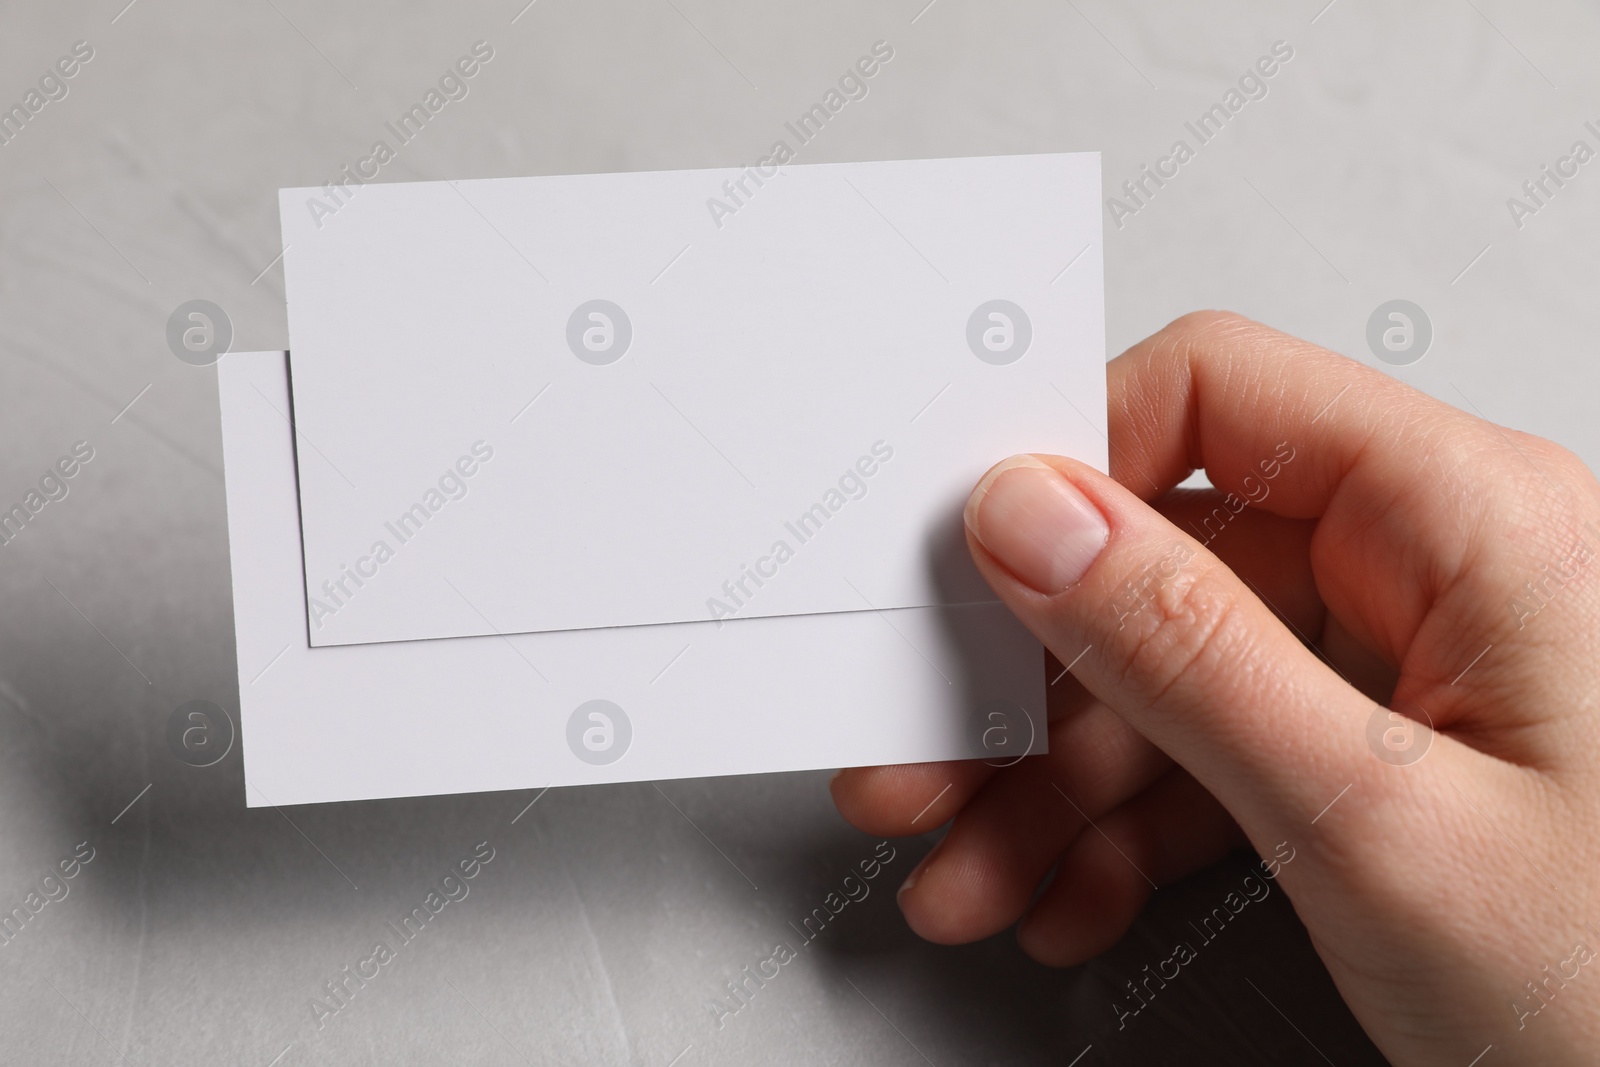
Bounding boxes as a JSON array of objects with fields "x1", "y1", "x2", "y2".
[{"x1": 1, "y1": 0, "x2": 1596, "y2": 1062}]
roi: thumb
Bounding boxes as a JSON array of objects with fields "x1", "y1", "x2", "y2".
[{"x1": 962, "y1": 454, "x2": 1382, "y2": 837}]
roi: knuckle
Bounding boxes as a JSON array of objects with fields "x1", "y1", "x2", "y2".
[
  {"x1": 1165, "y1": 308, "x2": 1253, "y2": 337},
  {"x1": 1490, "y1": 431, "x2": 1600, "y2": 537},
  {"x1": 1169, "y1": 308, "x2": 1265, "y2": 348},
  {"x1": 1096, "y1": 543, "x2": 1249, "y2": 707},
  {"x1": 1157, "y1": 309, "x2": 1284, "y2": 376},
  {"x1": 1521, "y1": 433, "x2": 1596, "y2": 487}
]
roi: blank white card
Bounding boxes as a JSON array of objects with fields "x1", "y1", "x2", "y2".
[
  {"x1": 221, "y1": 352, "x2": 1046, "y2": 807},
  {"x1": 280, "y1": 153, "x2": 1106, "y2": 646}
]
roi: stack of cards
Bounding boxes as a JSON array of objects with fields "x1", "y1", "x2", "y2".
[{"x1": 221, "y1": 153, "x2": 1106, "y2": 806}]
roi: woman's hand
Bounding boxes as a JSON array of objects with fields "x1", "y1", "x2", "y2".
[{"x1": 832, "y1": 311, "x2": 1600, "y2": 1065}]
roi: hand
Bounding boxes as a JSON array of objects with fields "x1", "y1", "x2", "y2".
[{"x1": 831, "y1": 311, "x2": 1600, "y2": 1065}]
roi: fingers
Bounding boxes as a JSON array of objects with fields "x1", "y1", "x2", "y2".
[
  {"x1": 961, "y1": 450, "x2": 1437, "y2": 840},
  {"x1": 1106, "y1": 310, "x2": 1448, "y2": 518},
  {"x1": 830, "y1": 760, "x2": 998, "y2": 839},
  {"x1": 1017, "y1": 770, "x2": 1243, "y2": 967},
  {"x1": 835, "y1": 496, "x2": 1327, "y2": 843},
  {"x1": 1153, "y1": 489, "x2": 1323, "y2": 643},
  {"x1": 1160, "y1": 489, "x2": 1399, "y2": 697},
  {"x1": 894, "y1": 699, "x2": 1171, "y2": 944},
  {"x1": 1106, "y1": 312, "x2": 1600, "y2": 750},
  {"x1": 1107, "y1": 311, "x2": 1444, "y2": 668}
]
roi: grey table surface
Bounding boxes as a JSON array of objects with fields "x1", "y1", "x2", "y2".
[{"x1": 1, "y1": 0, "x2": 1597, "y2": 1062}]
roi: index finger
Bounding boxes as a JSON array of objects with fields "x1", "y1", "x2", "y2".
[
  {"x1": 1108, "y1": 310, "x2": 1421, "y2": 516},
  {"x1": 1105, "y1": 309, "x2": 1597, "y2": 717}
]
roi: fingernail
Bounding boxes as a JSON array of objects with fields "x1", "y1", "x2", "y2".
[
  {"x1": 964, "y1": 455, "x2": 1110, "y2": 595},
  {"x1": 898, "y1": 839, "x2": 944, "y2": 902}
]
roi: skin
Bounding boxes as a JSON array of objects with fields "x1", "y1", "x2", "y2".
[{"x1": 831, "y1": 311, "x2": 1600, "y2": 1065}]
